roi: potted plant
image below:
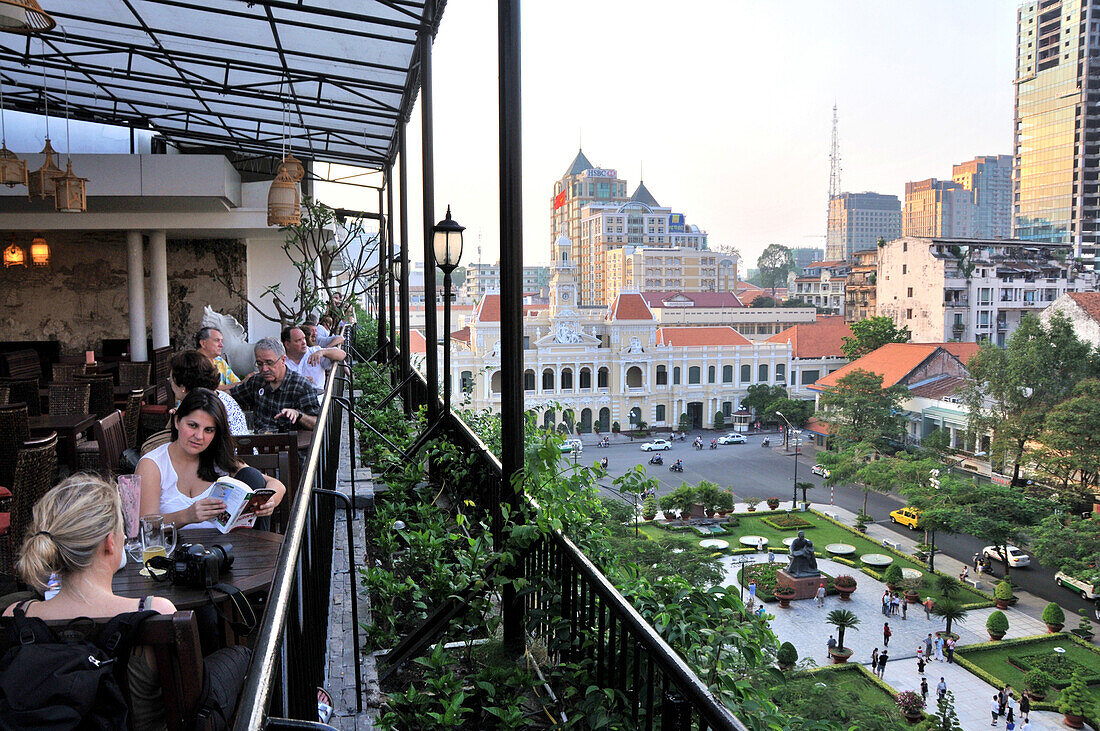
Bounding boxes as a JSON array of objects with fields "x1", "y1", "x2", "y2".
[
  {"x1": 985, "y1": 610, "x2": 1009, "y2": 641},
  {"x1": 930, "y1": 598, "x2": 966, "y2": 640},
  {"x1": 1058, "y1": 670, "x2": 1094, "y2": 729},
  {"x1": 658, "y1": 494, "x2": 681, "y2": 520},
  {"x1": 774, "y1": 584, "x2": 796, "y2": 608},
  {"x1": 746, "y1": 498, "x2": 760, "y2": 513},
  {"x1": 712, "y1": 490, "x2": 734, "y2": 517},
  {"x1": 825, "y1": 609, "x2": 860, "y2": 664},
  {"x1": 882, "y1": 564, "x2": 904, "y2": 591},
  {"x1": 642, "y1": 493, "x2": 657, "y2": 521},
  {"x1": 696, "y1": 481, "x2": 725, "y2": 517},
  {"x1": 1042, "y1": 601, "x2": 1065, "y2": 633},
  {"x1": 900, "y1": 578, "x2": 921, "y2": 604},
  {"x1": 833, "y1": 574, "x2": 857, "y2": 601},
  {"x1": 612, "y1": 421, "x2": 620, "y2": 433},
  {"x1": 895, "y1": 689, "x2": 925, "y2": 725},
  {"x1": 855, "y1": 511, "x2": 871, "y2": 533},
  {"x1": 795, "y1": 481, "x2": 814, "y2": 511},
  {"x1": 766, "y1": 497, "x2": 780, "y2": 510},
  {"x1": 1023, "y1": 668, "x2": 1054, "y2": 702},
  {"x1": 777, "y1": 641, "x2": 798, "y2": 671},
  {"x1": 994, "y1": 579, "x2": 1014, "y2": 610},
  {"x1": 1073, "y1": 608, "x2": 1096, "y2": 641}
]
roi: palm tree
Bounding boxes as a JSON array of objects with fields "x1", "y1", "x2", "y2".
[
  {"x1": 930, "y1": 599, "x2": 967, "y2": 637},
  {"x1": 826, "y1": 609, "x2": 861, "y2": 652},
  {"x1": 934, "y1": 574, "x2": 962, "y2": 600},
  {"x1": 795, "y1": 481, "x2": 815, "y2": 506}
]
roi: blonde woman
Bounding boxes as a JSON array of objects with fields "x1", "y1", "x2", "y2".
[{"x1": 2, "y1": 474, "x2": 175, "y2": 730}]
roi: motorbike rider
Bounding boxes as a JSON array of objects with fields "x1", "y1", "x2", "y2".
[
  {"x1": 710, "y1": 438, "x2": 717, "y2": 449},
  {"x1": 673, "y1": 458, "x2": 683, "y2": 470},
  {"x1": 649, "y1": 453, "x2": 663, "y2": 465}
]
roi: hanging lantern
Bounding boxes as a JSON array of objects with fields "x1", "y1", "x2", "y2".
[
  {"x1": 267, "y1": 168, "x2": 300, "y2": 226},
  {"x1": 53, "y1": 159, "x2": 86, "y2": 213},
  {"x1": 277, "y1": 152, "x2": 305, "y2": 183},
  {"x1": 29, "y1": 233, "x2": 48, "y2": 266},
  {"x1": 0, "y1": 0, "x2": 55, "y2": 33},
  {"x1": 0, "y1": 143, "x2": 25, "y2": 187},
  {"x1": 3, "y1": 239, "x2": 25, "y2": 267},
  {"x1": 27, "y1": 137, "x2": 61, "y2": 200}
]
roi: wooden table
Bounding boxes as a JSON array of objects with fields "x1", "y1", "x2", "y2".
[
  {"x1": 113, "y1": 528, "x2": 283, "y2": 610},
  {"x1": 28, "y1": 413, "x2": 95, "y2": 470}
]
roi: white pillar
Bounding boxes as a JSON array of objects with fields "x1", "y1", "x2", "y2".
[
  {"x1": 149, "y1": 230, "x2": 170, "y2": 349},
  {"x1": 126, "y1": 231, "x2": 148, "y2": 362}
]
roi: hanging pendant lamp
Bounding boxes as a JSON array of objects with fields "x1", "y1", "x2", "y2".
[
  {"x1": 0, "y1": 79, "x2": 25, "y2": 187},
  {"x1": 0, "y1": 0, "x2": 55, "y2": 33},
  {"x1": 277, "y1": 151, "x2": 305, "y2": 183},
  {"x1": 54, "y1": 64, "x2": 86, "y2": 212},
  {"x1": 29, "y1": 233, "x2": 48, "y2": 266},
  {"x1": 27, "y1": 136, "x2": 61, "y2": 199},
  {"x1": 267, "y1": 167, "x2": 300, "y2": 226},
  {"x1": 3, "y1": 237, "x2": 25, "y2": 267}
]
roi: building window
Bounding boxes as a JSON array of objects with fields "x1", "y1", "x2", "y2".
[
  {"x1": 491, "y1": 371, "x2": 502, "y2": 394},
  {"x1": 461, "y1": 371, "x2": 474, "y2": 393},
  {"x1": 656, "y1": 365, "x2": 667, "y2": 385},
  {"x1": 741, "y1": 364, "x2": 751, "y2": 383},
  {"x1": 688, "y1": 366, "x2": 701, "y2": 384},
  {"x1": 542, "y1": 368, "x2": 554, "y2": 391},
  {"x1": 655, "y1": 404, "x2": 666, "y2": 422},
  {"x1": 758, "y1": 364, "x2": 769, "y2": 382},
  {"x1": 776, "y1": 364, "x2": 786, "y2": 381},
  {"x1": 802, "y1": 369, "x2": 820, "y2": 385},
  {"x1": 561, "y1": 368, "x2": 574, "y2": 390},
  {"x1": 907, "y1": 287, "x2": 913, "y2": 297},
  {"x1": 708, "y1": 365, "x2": 716, "y2": 383},
  {"x1": 674, "y1": 367, "x2": 681, "y2": 385},
  {"x1": 906, "y1": 308, "x2": 913, "y2": 319},
  {"x1": 523, "y1": 369, "x2": 535, "y2": 391},
  {"x1": 598, "y1": 367, "x2": 609, "y2": 388},
  {"x1": 579, "y1": 368, "x2": 591, "y2": 389},
  {"x1": 722, "y1": 401, "x2": 732, "y2": 417},
  {"x1": 723, "y1": 365, "x2": 734, "y2": 383}
]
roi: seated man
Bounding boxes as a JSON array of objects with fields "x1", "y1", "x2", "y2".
[
  {"x1": 230, "y1": 338, "x2": 319, "y2": 433},
  {"x1": 303, "y1": 320, "x2": 344, "y2": 349},
  {"x1": 282, "y1": 325, "x2": 347, "y2": 392},
  {"x1": 196, "y1": 326, "x2": 240, "y2": 391}
]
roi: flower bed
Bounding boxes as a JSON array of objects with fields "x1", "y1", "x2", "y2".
[
  {"x1": 1007, "y1": 650, "x2": 1100, "y2": 688},
  {"x1": 760, "y1": 514, "x2": 816, "y2": 531},
  {"x1": 739, "y1": 562, "x2": 835, "y2": 601}
]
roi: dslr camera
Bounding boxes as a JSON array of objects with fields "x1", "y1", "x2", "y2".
[{"x1": 166, "y1": 542, "x2": 234, "y2": 589}]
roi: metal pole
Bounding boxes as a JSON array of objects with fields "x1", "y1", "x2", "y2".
[
  {"x1": 398, "y1": 126, "x2": 412, "y2": 417},
  {"x1": 386, "y1": 167, "x2": 397, "y2": 368},
  {"x1": 377, "y1": 184, "x2": 387, "y2": 358},
  {"x1": 442, "y1": 270, "x2": 452, "y2": 415},
  {"x1": 793, "y1": 434, "x2": 799, "y2": 508},
  {"x1": 499, "y1": 0, "x2": 525, "y2": 653},
  {"x1": 419, "y1": 7, "x2": 439, "y2": 426}
]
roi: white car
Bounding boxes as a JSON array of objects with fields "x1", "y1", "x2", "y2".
[
  {"x1": 717, "y1": 433, "x2": 747, "y2": 445},
  {"x1": 640, "y1": 439, "x2": 672, "y2": 452},
  {"x1": 983, "y1": 545, "x2": 1030, "y2": 568},
  {"x1": 1055, "y1": 571, "x2": 1100, "y2": 600},
  {"x1": 563, "y1": 438, "x2": 583, "y2": 453},
  {"x1": 811, "y1": 464, "x2": 831, "y2": 478}
]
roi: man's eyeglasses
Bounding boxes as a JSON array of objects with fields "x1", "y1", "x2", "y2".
[{"x1": 255, "y1": 358, "x2": 282, "y2": 369}]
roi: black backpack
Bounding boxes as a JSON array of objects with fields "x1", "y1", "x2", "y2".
[{"x1": 0, "y1": 602, "x2": 156, "y2": 730}]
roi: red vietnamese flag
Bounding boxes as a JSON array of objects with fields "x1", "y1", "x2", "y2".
[{"x1": 553, "y1": 190, "x2": 566, "y2": 209}]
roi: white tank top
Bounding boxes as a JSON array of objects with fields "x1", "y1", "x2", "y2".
[{"x1": 139, "y1": 443, "x2": 221, "y2": 530}]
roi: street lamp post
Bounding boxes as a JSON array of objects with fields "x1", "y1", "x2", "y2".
[
  {"x1": 433, "y1": 206, "x2": 464, "y2": 417},
  {"x1": 776, "y1": 411, "x2": 802, "y2": 510}
]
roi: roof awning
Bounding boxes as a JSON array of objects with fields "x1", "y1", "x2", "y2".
[{"x1": 0, "y1": 0, "x2": 443, "y2": 169}]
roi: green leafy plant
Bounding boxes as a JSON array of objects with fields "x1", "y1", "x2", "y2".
[
  {"x1": 826, "y1": 608, "x2": 861, "y2": 651},
  {"x1": 930, "y1": 599, "x2": 967, "y2": 637},
  {"x1": 933, "y1": 573, "x2": 962, "y2": 600},
  {"x1": 895, "y1": 689, "x2": 925, "y2": 717},
  {"x1": 930, "y1": 690, "x2": 964, "y2": 731},
  {"x1": 641, "y1": 492, "x2": 657, "y2": 520},
  {"x1": 995, "y1": 579, "x2": 1014, "y2": 602},
  {"x1": 1043, "y1": 602, "x2": 1066, "y2": 627},
  {"x1": 713, "y1": 411, "x2": 725, "y2": 429},
  {"x1": 1058, "y1": 670, "x2": 1095, "y2": 718},
  {"x1": 776, "y1": 641, "x2": 798, "y2": 669},
  {"x1": 985, "y1": 610, "x2": 1009, "y2": 637},
  {"x1": 880, "y1": 564, "x2": 903, "y2": 588},
  {"x1": 834, "y1": 574, "x2": 857, "y2": 589},
  {"x1": 1024, "y1": 668, "x2": 1055, "y2": 698},
  {"x1": 1075, "y1": 608, "x2": 1095, "y2": 639}
]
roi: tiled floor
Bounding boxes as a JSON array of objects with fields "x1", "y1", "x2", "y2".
[{"x1": 723, "y1": 553, "x2": 1082, "y2": 730}]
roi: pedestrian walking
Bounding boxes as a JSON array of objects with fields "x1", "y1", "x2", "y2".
[
  {"x1": 883, "y1": 622, "x2": 892, "y2": 647},
  {"x1": 816, "y1": 582, "x2": 826, "y2": 608},
  {"x1": 935, "y1": 635, "x2": 945, "y2": 662},
  {"x1": 877, "y1": 650, "x2": 888, "y2": 678},
  {"x1": 921, "y1": 677, "x2": 929, "y2": 703},
  {"x1": 1020, "y1": 693, "x2": 1030, "y2": 722},
  {"x1": 748, "y1": 581, "x2": 757, "y2": 609},
  {"x1": 767, "y1": 549, "x2": 775, "y2": 564},
  {"x1": 871, "y1": 647, "x2": 879, "y2": 669},
  {"x1": 917, "y1": 655, "x2": 926, "y2": 675},
  {"x1": 827, "y1": 635, "x2": 837, "y2": 655},
  {"x1": 991, "y1": 694, "x2": 1000, "y2": 726},
  {"x1": 937, "y1": 677, "x2": 947, "y2": 702},
  {"x1": 902, "y1": 596, "x2": 908, "y2": 620},
  {"x1": 924, "y1": 633, "x2": 934, "y2": 657},
  {"x1": 946, "y1": 637, "x2": 956, "y2": 663},
  {"x1": 924, "y1": 597, "x2": 934, "y2": 620}
]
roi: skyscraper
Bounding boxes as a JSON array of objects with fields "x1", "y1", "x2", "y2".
[
  {"x1": 902, "y1": 179, "x2": 977, "y2": 238},
  {"x1": 825, "y1": 192, "x2": 902, "y2": 260},
  {"x1": 953, "y1": 155, "x2": 1012, "y2": 239},
  {"x1": 1014, "y1": 0, "x2": 1100, "y2": 264}
]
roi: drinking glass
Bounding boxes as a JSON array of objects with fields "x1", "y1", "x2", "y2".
[
  {"x1": 117, "y1": 475, "x2": 144, "y2": 562},
  {"x1": 139, "y1": 515, "x2": 177, "y2": 577}
]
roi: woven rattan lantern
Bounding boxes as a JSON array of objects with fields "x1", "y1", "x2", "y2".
[
  {"x1": 3, "y1": 238, "x2": 25, "y2": 267},
  {"x1": 29, "y1": 233, "x2": 48, "y2": 266},
  {"x1": 54, "y1": 159, "x2": 86, "y2": 213},
  {"x1": 0, "y1": 143, "x2": 25, "y2": 187},
  {"x1": 0, "y1": 0, "x2": 55, "y2": 33},
  {"x1": 278, "y1": 152, "x2": 305, "y2": 183},
  {"x1": 267, "y1": 168, "x2": 300, "y2": 226},
  {"x1": 27, "y1": 137, "x2": 61, "y2": 200}
]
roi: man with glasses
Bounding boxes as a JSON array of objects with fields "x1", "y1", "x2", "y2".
[{"x1": 230, "y1": 338, "x2": 320, "y2": 434}]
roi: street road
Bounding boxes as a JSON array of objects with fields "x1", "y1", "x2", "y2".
[{"x1": 583, "y1": 431, "x2": 1094, "y2": 618}]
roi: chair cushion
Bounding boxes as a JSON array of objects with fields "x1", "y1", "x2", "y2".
[
  {"x1": 0, "y1": 486, "x2": 9, "y2": 499},
  {"x1": 0, "y1": 512, "x2": 8, "y2": 535},
  {"x1": 141, "y1": 404, "x2": 169, "y2": 415}
]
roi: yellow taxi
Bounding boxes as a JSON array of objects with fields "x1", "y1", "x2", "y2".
[{"x1": 889, "y1": 506, "x2": 922, "y2": 530}]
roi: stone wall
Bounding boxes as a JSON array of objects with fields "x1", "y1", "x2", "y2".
[{"x1": 0, "y1": 230, "x2": 246, "y2": 355}]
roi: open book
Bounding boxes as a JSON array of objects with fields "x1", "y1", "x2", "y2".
[{"x1": 209, "y1": 476, "x2": 274, "y2": 533}]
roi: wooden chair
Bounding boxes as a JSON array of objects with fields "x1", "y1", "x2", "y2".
[
  {"x1": 50, "y1": 362, "x2": 87, "y2": 382},
  {"x1": 46, "y1": 382, "x2": 91, "y2": 417},
  {"x1": 0, "y1": 378, "x2": 40, "y2": 416},
  {"x1": 234, "y1": 432, "x2": 299, "y2": 534},
  {"x1": 77, "y1": 411, "x2": 128, "y2": 477},
  {"x1": 0, "y1": 403, "x2": 29, "y2": 507},
  {"x1": 0, "y1": 433, "x2": 58, "y2": 574},
  {"x1": 0, "y1": 610, "x2": 205, "y2": 731},
  {"x1": 118, "y1": 361, "x2": 151, "y2": 391},
  {"x1": 150, "y1": 347, "x2": 173, "y2": 406},
  {"x1": 1, "y1": 350, "x2": 42, "y2": 381},
  {"x1": 121, "y1": 389, "x2": 145, "y2": 451},
  {"x1": 75, "y1": 374, "x2": 114, "y2": 418}
]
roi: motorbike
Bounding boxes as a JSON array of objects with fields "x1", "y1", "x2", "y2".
[
  {"x1": 694, "y1": 441, "x2": 703, "y2": 451},
  {"x1": 648, "y1": 454, "x2": 664, "y2": 465},
  {"x1": 761, "y1": 438, "x2": 770, "y2": 447},
  {"x1": 597, "y1": 438, "x2": 610, "y2": 448},
  {"x1": 669, "y1": 462, "x2": 684, "y2": 473},
  {"x1": 709, "y1": 441, "x2": 717, "y2": 450}
]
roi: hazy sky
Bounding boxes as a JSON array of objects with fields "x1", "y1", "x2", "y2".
[{"x1": 323, "y1": 1, "x2": 1018, "y2": 270}]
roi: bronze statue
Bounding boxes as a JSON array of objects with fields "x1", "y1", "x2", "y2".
[{"x1": 787, "y1": 530, "x2": 821, "y2": 577}]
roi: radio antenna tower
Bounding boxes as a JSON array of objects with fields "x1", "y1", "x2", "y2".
[{"x1": 826, "y1": 104, "x2": 842, "y2": 259}]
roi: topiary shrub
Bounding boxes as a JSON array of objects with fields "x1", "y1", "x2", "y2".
[
  {"x1": 642, "y1": 493, "x2": 657, "y2": 520},
  {"x1": 713, "y1": 411, "x2": 725, "y2": 429},
  {"x1": 612, "y1": 421, "x2": 621, "y2": 433},
  {"x1": 777, "y1": 641, "x2": 798, "y2": 669},
  {"x1": 995, "y1": 580, "x2": 1014, "y2": 602},
  {"x1": 986, "y1": 610, "x2": 1009, "y2": 639},
  {"x1": 1042, "y1": 602, "x2": 1066, "y2": 629},
  {"x1": 1024, "y1": 668, "x2": 1055, "y2": 699},
  {"x1": 882, "y1": 564, "x2": 904, "y2": 587},
  {"x1": 1058, "y1": 670, "x2": 1095, "y2": 719}
]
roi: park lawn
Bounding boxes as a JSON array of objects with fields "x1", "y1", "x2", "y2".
[
  {"x1": 956, "y1": 636, "x2": 1100, "y2": 712},
  {"x1": 775, "y1": 666, "x2": 905, "y2": 729},
  {"x1": 637, "y1": 523, "x2": 707, "y2": 548}
]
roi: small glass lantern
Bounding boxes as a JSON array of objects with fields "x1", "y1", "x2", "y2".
[
  {"x1": 0, "y1": 0, "x2": 55, "y2": 33},
  {"x1": 29, "y1": 233, "x2": 48, "y2": 266},
  {"x1": 0, "y1": 143, "x2": 26, "y2": 187},
  {"x1": 267, "y1": 168, "x2": 300, "y2": 226},
  {"x1": 27, "y1": 138, "x2": 61, "y2": 200},
  {"x1": 53, "y1": 159, "x2": 87, "y2": 213},
  {"x1": 3, "y1": 239, "x2": 25, "y2": 267},
  {"x1": 432, "y1": 206, "x2": 465, "y2": 273}
]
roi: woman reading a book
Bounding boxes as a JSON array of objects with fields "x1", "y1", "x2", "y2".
[{"x1": 137, "y1": 388, "x2": 285, "y2": 530}]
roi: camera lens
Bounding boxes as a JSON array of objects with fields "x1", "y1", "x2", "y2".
[{"x1": 211, "y1": 543, "x2": 234, "y2": 571}]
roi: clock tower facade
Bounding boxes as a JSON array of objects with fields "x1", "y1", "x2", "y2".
[{"x1": 549, "y1": 231, "x2": 577, "y2": 317}]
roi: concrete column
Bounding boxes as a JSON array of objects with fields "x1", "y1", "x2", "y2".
[
  {"x1": 149, "y1": 230, "x2": 170, "y2": 349},
  {"x1": 126, "y1": 231, "x2": 148, "y2": 362}
]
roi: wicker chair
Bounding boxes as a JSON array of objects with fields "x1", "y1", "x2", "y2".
[
  {"x1": 50, "y1": 363, "x2": 87, "y2": 382},
  {"x1": 74, "y1": 374, "x2": 113, "y2": 418},
  {"x1": 0, "y1": 403, "x2": 29, "y2": 508},
  {"x1": 118, "y1": 361, "x2": 151, "y2": 391},
  {"x1": 0, "y1": 378, "x2": 40, "y2": 416},
  {"x1": 46, "y1": 382, "x2": 91, "y2": 417},
  {"x1": 0, "y1": 385, "x2": 8, "y2": 405},
  {"x1": 77, "y1": 411, "x2": 128, "y2": 477},
  {"x1": 121, "y1": 388, "x2": 144, "y2": 451},
  {"x1": 0, "y1": 432, "x2": 58, "y2": 574}
]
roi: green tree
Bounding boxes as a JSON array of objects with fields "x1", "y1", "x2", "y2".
[
  {"x1": 757, "y1": 244, "x2": 795, "y2": 296},
  {"x1": 945, "y1": 481, "x2": 1043, "y2": 578},
  {"x1": 825, "y1": 608, "x2": 860, "y2": 652},
  {"x1": 713, "y1": 411, "x2": 726, "y2": 429},
  {"x1": 930, "y1": 598, "x2": 967, "y2": 636},
  {"x1": 1030, "y1": 514, "x2": 1100, "y2": 582},
  {"x1": 821, "y1": 442, "x2": 897, "y2": 517},
  {"x1": 678, "y1": 412, "x2": 691, "y2": 433},
  {"x1": 1034, "y1": 379, "x2": 1100, "y2": 496},
  {"x1": 818, "y1": 370, "x2": 906, "y2": 447},
  {"x1": 840, "y1": 316, "x2": 911, "y2": 360},
  {"x1": 963, "y1": 313, "x2": 1093, "y2": 485},
  {"x1": 750, "y1": 295, "x2": 781, "y2": 308},
  {"x1": 930, "y1": 691, "x2": 964, "y2": 731},
  {"x1": 764, "y1": 398, "x2": 813, "y2": 428},
  {"x1": 742, "y1": 384, "x2": 788, "y2": 415}
]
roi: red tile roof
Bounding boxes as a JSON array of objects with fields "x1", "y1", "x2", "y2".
[
  {"x1": 473, "y1": 293, "x2": 500, "y2": 322},
  {"x1": 451, "y1": 326, "x2": 470, "y2": 343},
  {"x1": 656, "y1": 326, "x2": 752, "y2": 347},
  {"x1": 803, "y1": 417, "x2": 834, "y2": 436},
  {"x1": 738, "y1": 288, "x2": 788, "y2": 305},
  {"x1": 641, "y1": 291, "x2": 745, "y2": 308},
  {"x1": 812, "y1": 342, "x2": 975, "y2": 390},
  {"x1": 409, "y1": 329, "x2": 426, "y2": 353},
  {"x1": 938, "y1": 342, "x2": 980, "y2": 366},
  {"x1": 606, "y1": 292, "x2": 654, "y2": 321},
  {"x1": 1068, "y1": 292, "x2": 1100, "y2": 322},
  {"x1": 806, "y1": 260, "x2": 847, "y2": 268},
  {"x1": 907, "y1": 375, "x2": 966, "y2": 400},
  {"x1": 766, "y1": 316, "x2": 853, "y2": 358},
  {"x1": 735, "y1": 281, "x2": 764, "y2": 293}
]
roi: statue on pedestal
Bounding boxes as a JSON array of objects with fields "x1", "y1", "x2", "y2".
[{"x1": 787, "y1": 530, "x2": 820, "y2": 578}]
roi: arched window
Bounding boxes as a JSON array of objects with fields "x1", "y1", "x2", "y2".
[
  {"x1": 708, "y1": 365, "x2": 716, "y2": 383},
  {"x1": 597, "y1": 367, "x2": 609, "y2": 388},
  {"x1": 579, "y1": 368, "x2": 592, "y2": 389},
  {"x1": 776, "y1": 364, "x2": 786, "y2": 381},
  {"x1": 628, "y1": 406, "x2": 642, "y2": 425},
  {"x1": 580, "y1": 408, "x2": 593, "y2": 432},
  {"x1": 523, "y1": 369, "x2": 535, "y2": 392},
  {"x1": 542, "y1": 368, "x2": 555, "y2": 391},
  {"x1": 758, "y1": 363, "x2": 769, "y2": 382},
  {"x1": 656, "y1": 365, "x2": 667, "y2": 385},
  {"x1": 723, "y1": 365, "x2": 734, "y2": 383},
  {"x1": 740, "y1": 364, "x2": 751, "y2": 383},
  {"x1": 543, "y1": 410, "x2": 554, "y2": 428},
  {"x1": 673, "y1": 367, "x2": 681, "y2": 385},
  {"x1": 598, "y1": 407, "x2": 610, "y2": 431},
  {"x1": 561, "y1": 368, "x2": 574, "y2": 390},
  {"x1": 490, "y1": 371, "x2": 502, "y2": 394},
  {"x1": 626, "y1": 366, "x2": 643, "y2": 388},
  {"x1": 460, "y1": 371, "x2": 474, "y2": 394},
  {"x1": 688, "y1": 366, "x2": 701, "y2": 384}
]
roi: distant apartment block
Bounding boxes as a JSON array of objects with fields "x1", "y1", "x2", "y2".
[
  {"x1": 791, "y1": 260, "x2": 850, "y2": 315},
  {"x1": 877, "y1": 236, "x2": 1095, "y2": 346},
  {"x1": 791, "y1": 246, "x2": 824, "y2": 271},
  {"x1": 825, "y1": 192, "x2": 901, "y2": 261},
  {"x1": 601, "y1": 246, "x2": 736, "y2": 305},
  {"x1": 953, "y1": 154, "x2": 1012, "y2": 239},
  {"x1": 461, "y1": 262, "x2": 550, "y2": 300},
  {"x1": 902, "y1": 179, "x2": 977, "y2": 238},
  {"x1": 845, "y1": 247, "x2": 878, "y2": 323}
]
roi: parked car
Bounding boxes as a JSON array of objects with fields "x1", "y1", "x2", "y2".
[
  {"x1": 639, "y1": 439, "x2": 672, "y2": 452},
  {"x1": 562, "y1": 438, "x2": 583, "y2": 453},
  {"x1": 717, "y1": 433, "x2": 746, "y2": 445},
  {"x1": 889, "y1": 506, "x2": 922, "y2": 530},
  {"x1": 1055, "y1": 571, "x2": 1100, "y2": 599},
  {"x1": 811, "y1": 464, "x2": 831, "y2": 478},
  {"x1": 982, "y1": 545, "x2": 1030, "y2": 568}
]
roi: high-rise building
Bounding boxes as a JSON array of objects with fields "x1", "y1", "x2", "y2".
[
  {"x1": 953, "y1": 155, "x2": 1012, "y2": 239},
  {"x1": 601, "y1": 246, "x2": 736, "y2": 304},
  {"x1": 825, "y1": 192, "x2": 901, "y2": 261},
  {"x1": 1014, "y1": 0, "x2": 1100, "y2": 264},
  {"x1": 791, "y1": 247, "x2": 824, "y2": 272},
  {"x1": 902, "y1": 179, "x2": 978, "y2": 238}
]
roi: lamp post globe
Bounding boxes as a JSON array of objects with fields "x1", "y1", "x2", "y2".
[{"x1": 432, "y1": 205, "x2": 464, "y2": 273}]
